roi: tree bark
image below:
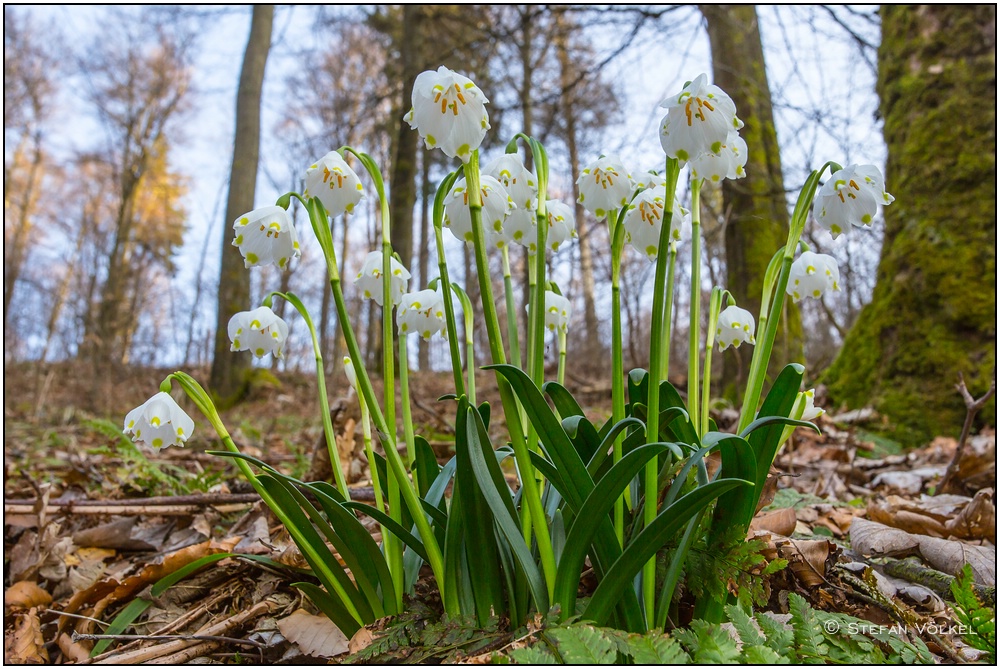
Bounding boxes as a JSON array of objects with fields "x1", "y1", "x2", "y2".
[
  {"x1": 209, "y1": 5, "x2": 274, "y2": 399},
  {"x1": 824, "y1": 5, "x2": 997, "y2": 445},
  {"x1": 702, "y1": 4, "x2": 802, "y2": 400}
]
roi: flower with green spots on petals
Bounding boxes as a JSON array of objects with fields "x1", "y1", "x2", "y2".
[
  {"x1": 232, "y1": 205, "x2": 301, "y2": 269},
  {"x1": 442, "y1": 174, "x2": 513, "y2": 247},
  {"x1": 787, "y1": 251, "x2": 840, "y2": 303},
  {"x1": 623, "y1": 186, "x2": 691, "y2": 261},
  {"x1": 545, "y1": 200, "x2": 576, "y2": 254},
  {"x1": 689, "y1": 131, "x2": 747, "y2": 183},
  {"x1": 354, "y1": 250, "x2": 411, "y2": 307},
  {"x1": 814, "y1": 164, "x2": 894, "y2": 239},
  {"x1": 658, "y1": 73, "x2": 742, "y2": 163},
  {"x1": 303, "y1": 151, "x2": 365, "y2": 217},
  {"x1": 404, "y1": 66, "x2": 490, "y2": 164},
  {"x1": 228, "y1": 306, "x2": 289, "y2": 359},
  {"x1": 398, "y1": 288, "x2": 448, "y2": 341},
  {"x1": 484, "y1": 153, "x2": 538, "y2": 243},
  {"x1": 123, "y1": 392, "x2": 195, "y2": 451},
  {"x1": 798, "y1": 388, "x2": 825, "y2": 421},
  {"x1": 716, "y1": 304, "x2": 756, "y2": 351},
  {"x1": 576, "y1": 153, "x2": 634, "y2": 221}
]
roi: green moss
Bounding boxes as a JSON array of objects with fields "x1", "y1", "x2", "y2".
[{"x1": 824, "y1": 6, "x2": 996, "y2": 446}]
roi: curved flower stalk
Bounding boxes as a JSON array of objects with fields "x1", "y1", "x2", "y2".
[
  {"x1": 689, "y1": 131, "x2": 747, "y2": 183},
  {"x1": 658, "y1": 73, "x2": 743, "y2": 163},
  {"x1": 787, "y1": 251, "x2": 840, "y2": 302},
  {"x1": 442, "y1": 174, "x2": 512, "y2": 246},
  {"x1": 814, "y1": 164, "x2": 894, "y2": 238},
  {"x1": 404, "y1": 66, "x2": 490, "y2": 164},
  {"x1": 344, "y1": 357, "x2": 390, "y2": 541},
  {"x1": 303, "y1": 151, "x2": 365, "y2": 217},
  {"x1": 354, "y1": 250, "x2": 411, "y2": 306},
  {"x1": 228, "y1": 306, "x2": 289, "y2": 359},
  {"x1": 716, "y1": 304, "x2": 757, "y2": 351},
  {"x1": 232, "y1": 205, "x2": 301, "y2": 269},
  {"x1": 398, "y1": 288, "x2": 447, "y2": 341},
  {"x1": 123, "y1": 391, "x2": 194, "y2": 451},
  {"x1": 576, "y1": 153, "x2": 634, "y2": 221},
  {"x1": 623, "y1": 187, "x2": 691, "y2": 261}
]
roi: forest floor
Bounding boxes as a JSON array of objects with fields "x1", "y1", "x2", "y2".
[{"x1": 3, "y1": 361, "x2": 996, "y2": 664}]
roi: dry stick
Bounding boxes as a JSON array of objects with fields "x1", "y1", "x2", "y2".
[
  {"x1": 89, "y1": 598, "x2": 276, "y2": 665},
  {"x1": 4, "y1": 493, "x2": 262, "y2": 507},
  {"x1": 151, "y1": 641, "x2": 223, "y2": 665},
  {"x1": 5, "y1": 503, "x2": 254, "y2": 516},
  {"x1": 938, "y1": 373, "x2": 996, "y2": 495}
]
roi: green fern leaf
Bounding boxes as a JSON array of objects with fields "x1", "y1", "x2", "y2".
[
  {"x1": 674, "y1": 620, "x2": 741, "y2": 664},
  {"x1": 509, "y1": 645, "x2": 559, "y2": 664},
  {"x1": 623, "y1": 632, "x2": 690, "y2": 664},
  {"x1": 788, "y1": 592, "x2": 826, "y2": 663},
  {"x1": 742, "y1": 644, "x2": 790, "y2": 665},
  {"x1": 548, "y1": 625, "x2": 617, "y2": 664},
  {"x1": 754, "y1": 612, "x2": 793, "y2": 660},
  {"x1": 950, "y1": 563, "x2": 996, "y2": 660},
  {"x1": 725, "y1": 603, "x2": 764, "y2": 646}
]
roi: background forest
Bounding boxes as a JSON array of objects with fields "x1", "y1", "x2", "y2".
[{"x1": 3, "y1": 5, "x2": 995, "y2": 457}]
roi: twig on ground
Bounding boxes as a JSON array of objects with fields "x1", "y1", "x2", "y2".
[
  {"x1": 938, "y1": 373, "x2": 996, "y2": 494},
  {"x1": 74, "y1": 633, "x2": 265, "y2": 649}
]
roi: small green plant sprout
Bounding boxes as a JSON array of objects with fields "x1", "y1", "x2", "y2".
[{"x1": 123, "y1": 62, "x2": 893, "y2": 640}]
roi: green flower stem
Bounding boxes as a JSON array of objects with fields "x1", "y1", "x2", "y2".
[
  {"x1": 307, "y1": 198, "x2": 453, "y2": 616},
  {"x1": 358, "y1": 394, "x2": 386, "y2": 517},
  {"x1": 659, "y1": 247, "x2": 679, "y2": 383},
  {"x1": 450, "y1": 283, "x2": 478, "y2": 406},
  {"x1": 464, "y1": 152, "x2": 557, "y2": 600},
  {"x1": 687, "y1": 178, "x2": 703, "y2": 438},
  {"x1": 702, "y1": 288, "x2": 724, "y2": 436},
  {"x1": 736, "y1": 164, "x2": 832, "y2": 433},
  {"x1": 398, "y1": 335, "x2": 417, "y2": 487},
  {"x1": 643, "y1": 158, "x2": 681, "y2": 626},
  {"x1": 529, "y1": 146, "x2": 550, "y2": 389},
  {"x1": 609, "y1": 206, "x2": 629, "y2": 544},
  {"x1": 557, "y1": 330, "x2": 567, "y2": 386},
  {"x1": 432, "y1": 172, "x2": 465, "y2": 396},
  {"x1": 267, "y1": 291, "x2": 350, "y2": 500},
  {"x1": 501, "y1": 247, "x2": 522, "y2": 370},
  {"x1": 166, "y1": 372, "x2": 365, "y2": 625},
  {"x1": 526, "y1": 260, "x2": 538, "y2": 379}
]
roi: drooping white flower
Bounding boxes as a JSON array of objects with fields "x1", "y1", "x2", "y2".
[
  {"x1": 303, "y1": 151, "x2": 365, "y2": 217},
  {"x1": 716, "y1": 304, "x2": 756, "y2": 351},
  {"x1": 545, "y1": 200, "x2": 576, "y2": 253},
  {"x1": 813, "y1": 164, "x2": 894, "y2": 238},
  {"x1": 442, "y1": 174, "x2": 513, "y2": 247},
  {"x1": 527, "y1": 290, "x2": 571, "y2": 335},
  {"x1": 623, "y1": 187, "x2": 691, "y2": 261},
  {"x1": 232, "y1": 205, "x2": 301, "y2": 269},
  {"x1": 634, "y1": 171, "x2": 666, "y2": 191},
  {"x1": 689, "y1": 131, "x2": 747, "y2": 183},
  {"x1": 123, "y1": 392, "x2": 195, "y2": 451},
  {"x1": 787, "y1": 251, "x2": 841, "y2": 302},
  {"x1": 576, "y1": 154, "x2": 634, "y2": 220},
  {"x1": 658, "y1": 73, "x2": 743, "y2": 163},
  {"x1": 404, "y1": 66, "x2": 490, "y2": 164},
  {"x1": 398, "y1": 288, "x2": 447, "y2": 340},
  {"x1": 483, "y1": 154, "x2": 538, "y2": 240},
  {"x1": 354, "y1": 250, "x2": 411, "y2": 306},
  {"x1": 798, "y1": 388, "x2": 825, "y2": 421},
  {"x1": 343, "y1": 356, "x2": 358, "y2": 390},
  {"x1": 228, "y1": 306, "x2": 289, "y2": 359}
]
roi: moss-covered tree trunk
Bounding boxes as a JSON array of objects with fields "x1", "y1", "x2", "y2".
[
  {"x1": 702, "y1": 5, "x2": 802, "y2": 399},
  {"x1": 210, "y1": 6, "x2": 273, "y2": 399},
  {"x1": 824, "y1": 5, "x2": 996, "y2": 445}
]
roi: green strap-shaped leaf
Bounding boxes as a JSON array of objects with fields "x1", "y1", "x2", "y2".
[
  {"x1": 586, "y1": 417, "x2": 646, "y2": 478},
  {"x1": 91, "y1": 598, "x2": 153, "y2": 657},
  {"x1": 663, "y1": 446, "x2": 715, "y2": 508},
  {"x1": 555, "y1": 444, "x2": 671, "y2": 618},
  {"x1": 739, "y1": 415, "x2": 819, "y2": 440},
  {"x1": 584, "y1": 478, "x2": 751, "y2": 626},
  {"x1": 465, "y1": 403, "x2": 549, "y2": 613},
  {"x1": 293, "y1": 581, "x2": 361, "y2": 638},
  {"x1": 341, "y1": 501, "x2": 429, "y2": 563},
  {"x1": 706, "y1": 435, "x2": 758, "y2": 543},
  {"x1": 748, "y1": 364, "x2": 803, "y2": 507},
  {"x1": 543, "y1": 380, "x2": 586, "y2": 418},
  {"x1": 150, "y1": 553, "x2": 233, "y2": 597},
  {"x1": 562, "y1": 415, "x2": 601, "y2": 464},
  {"x1": 413, "y1": 436, "x2": 440, "y2": 499}
]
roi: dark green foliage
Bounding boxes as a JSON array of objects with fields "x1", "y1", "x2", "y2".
[
  {"x1": 951, "y1": 564, "x2": 997, "y2": 662},
  {"x1": 683, "y1": 528, "x2": 786, "y2": 610}
]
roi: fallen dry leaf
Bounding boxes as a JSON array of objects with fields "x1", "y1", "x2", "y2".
[
  {"x1": 4, "y1": 582, "x2": 52, "y2": 609},
  {"x1": 56, "y1": 633, "x2": 90, "y2": 663},
  {"x1": 349, "y1": 626, "x2": 374, "y2": 655},
  {"x1": 945, "y1": 489, "x2": 996, "y2": 542},
  {"x1": 778, "y1": 538, "x2": 835, "y2": 587},
  {"x1": 750, "y1": 507, "x2": 796, "y2": 536},
  {"x1": 277, "y1": 608, "x2": 350, "y2": 658},
  {"x1": 4, "y1": 608, "x2": 48, "y2": 664}
]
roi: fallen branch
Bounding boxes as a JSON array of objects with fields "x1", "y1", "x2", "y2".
[
  {"x1": 875, "y1": 556, "x2": 997, "y2": 606},
  {"x1": 938, "y1": 373, "x2": 996, "y2": 495}
]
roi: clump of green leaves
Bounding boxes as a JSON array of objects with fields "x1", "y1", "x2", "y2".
[
  {"x1": 682, "y1": 528, "x2": 787, "y2": 610},
  {"x1": 951, "y1": 564, "x2": 996, "y2": 663},
  {"x1": 505, "y1": 593, "x2": 932, "y2": 665}
]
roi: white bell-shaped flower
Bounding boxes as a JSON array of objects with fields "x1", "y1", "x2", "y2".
[
  {"x1": 787, "y1": 251, "x2": 841, "y2": 302},
  {"x1": 634, "y1": 171, "x2": 666, "y2": 191},
  {"x1": 716, "y1": 304, "x2": 756, "y2": 351},
  {"x1": 442, "y1": 174, "x2": 513, "y2": 247},
  {"x1": 123, "y1": 392, "x2": 195, "y2": 451},
  {"x1": 659, "y1": 73, "x2": 743, "y2": 163},
  {"x1": 228, "y1": 306, "x2": 289, "y2": 359},
  {"x1": 343, "y1": 357, "x2": 359, "y2": 391},
  {"x1": 232, "y1": 205, "x2": 301, "y2": 269},
  {"x1": 354, "y1": 250, "x2": 411, "y2": 306},
  {"x1": 404, "y1": 66, "x2": 490, "y2": 164},
  {"x1": 814, "y1": 164, "x2": 894, "y2": 239},
  {"x1": 484, "y1": 154, "x2": 537, "y2": 249},
  {"x1": 576, "y1": 154, "x2": 634, "y2": 221},
  {"x1": 303, "y1": 151, "x2": 365, "y2": 217},
  {"x1": 545, "y1": 200, "x2": 576, "y2": 253},
  {"x1": 623, "y1": 187, "x2": 691, "y2": 261},
  {"x1": 689, "y1": 131, "x2": 747, "y2": 183},
  {"x1": 528, "y1": 290, "x2": 571, "y2": 335},
  {"x1": 398, "y1": 288, "x2": 447, "y2": 341},
  {"x1": 798, "y1": 388, "x2": 825, "y2": 421}
]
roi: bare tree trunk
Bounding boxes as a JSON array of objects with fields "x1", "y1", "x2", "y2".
[
  {"x1": 210, "y1": 5, "x2": 274, "y2": 399},
  {"x1": 3, "y1": 137, "x2": 44, "y2": 330},
  {"x1": 702, "y1": 4, "x2": 801, "y2": 401}
]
